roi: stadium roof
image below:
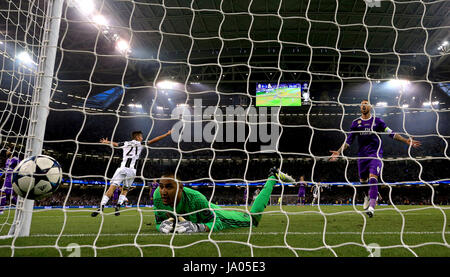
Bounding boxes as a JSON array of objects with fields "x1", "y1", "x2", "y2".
[
  {"x1": 0, "y1": 0, "x2": 449, "y2": 141},
  {"x1": 52, "y1": 0, "x2": 450, "y2": 89}
]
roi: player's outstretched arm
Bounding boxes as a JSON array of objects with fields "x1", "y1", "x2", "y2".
[
  {"x1": 100, "y1": 138, "x2": 119, "y2": 147},
  {"x1": 147, "y1": 130, "x2": 172, "y2": 145},
  {"x1": 393, "y1": 134, "x2": 421, "y2": 148},
  {"x1": 330, "y1": 121, "x2": 357, "y2": 161}
]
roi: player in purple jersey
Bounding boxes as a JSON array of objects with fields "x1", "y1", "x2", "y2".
[
  {"x1": 297, "y1": 175, "x2": 306, "y2": 206},
  {"x1": 0, "y1": 145, "x2": 20, "y2": 214},
  {"x1": 111, "y1": 186, "x2": 121, "y2": 205},
  {"x1": 149, "y1": 181, "x2": 158, "y2": 206},
  {"x1": 329, "y1": 99, "x2": 420, "y2": 217}
]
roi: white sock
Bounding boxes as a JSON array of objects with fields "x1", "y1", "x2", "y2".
[
  {"x1": 118, "y1": 195, "x2": 126, "y2": 205},
  {"x1": 100, "y1": 195, "x2": 110, "y2": 206}
]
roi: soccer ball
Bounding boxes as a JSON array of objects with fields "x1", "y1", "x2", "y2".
[{"x1": 12, "y1": 155, "x2": 62, "y2": 200}]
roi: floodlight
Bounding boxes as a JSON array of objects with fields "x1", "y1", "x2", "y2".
[
  {"x1": 116, "y1": 39, "x2": 130, "y2": 53},
  {"x1": 16, "y1": 51, "x2": 34, "y2": 65},
  {"x1": 156, "y1": 80, "x2": 176, "y2": 89},
  {"x1": 388, "y1": 79, "x2": 410, "y2": 87},
  {"x1": 76, "y1": 0, "x2": 95, "y2": 15},
  {"x1": 93, "y1": 14, "x2": 108, "y2": 26},
  {"x1": 128, "y1": 103, "x2": 142, "y2": 108}
]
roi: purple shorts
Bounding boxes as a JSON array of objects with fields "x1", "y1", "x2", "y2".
[{"x1": 357, "y1": 158, "x2": 382, "y2": 180}]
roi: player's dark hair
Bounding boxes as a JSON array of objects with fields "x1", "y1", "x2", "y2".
[
  {"x1": 160, "y1": 172, "x2": 183, "y2": 188},
  {"x1": 361, "y1": 99, "x2": 369, "y2": 103},
  {"x1": 131, "y1": 131, "x2": 143, "y2": 139},
  {"x1": 4, "y1": 143, "x2": 13, "y2": 157},
  {"x1": 160, "y1": 172, "x2": 175, "y2": 179}
]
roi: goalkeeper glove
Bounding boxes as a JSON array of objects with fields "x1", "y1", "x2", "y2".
[
  {"x1": 159, "y1": 218, "x2": 175, "y2": 234},
  {"x1": 174, "y1": 220, "x2": 207, "y2": 234},
  {"x1": 268, "y1": 167, "x2": 279, "y2": 178}
]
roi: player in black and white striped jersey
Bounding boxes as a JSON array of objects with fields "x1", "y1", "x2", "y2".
[
  {"x1": 91, "y1": 129, "x2": 172, "y2": 217},
  {"x1": 311, "y1": 183, "x2": 324, "y2": 206}
]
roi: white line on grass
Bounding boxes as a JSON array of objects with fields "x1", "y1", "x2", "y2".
[
  {"x1": 26, "y1": 231, "x2": 450, "y2": 237},
  {"x1": 27, "y1": 211, "x2": 450, "y2": 218}
]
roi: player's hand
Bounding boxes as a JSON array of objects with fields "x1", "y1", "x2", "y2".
[
  {"x1": 174, "y1": 220, "x2": 207, "y2": 233},
  {"x1": 329, "y1": 150, "x2": 340, "y2": 162},
  {"x1": 100, "y1": 138, "x2": 109, "y2": 144},
  {"x1": 407, "y1": 138, "x2": 421, "y2": 148},
  {"x1": 159, "y1": 218, "x2": 175, "y2": 234},
  {"x1": 167, "y1": 130, "x2": 172, "y2": 136}
]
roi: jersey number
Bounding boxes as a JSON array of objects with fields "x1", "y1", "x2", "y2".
[{"x1": 126, "y1": 146, "x2": 138, "y2": 156}]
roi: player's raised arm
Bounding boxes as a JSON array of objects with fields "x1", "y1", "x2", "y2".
[
  {"x1": 377, "y1": 118, "x2": 421, "y2": 148},
  {"x1": 393, "y1": 134, "x2": 421, "y2": 148},
  {"x1": 147, "y1": 130, "x2": 172, "y2": 145},
  {"x1": 99, "y1": 138, "x2": 119, "y2": 147}
]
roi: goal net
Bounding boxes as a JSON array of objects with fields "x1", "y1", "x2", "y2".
[
  {"x1": 269, "y1": 194, "x2": 299, "y2": 206},
  {"x1": 0, "y1": 0, "x2": 53, "y2": 238},
  {"x1": 0, "y1": 0, "x2": 449, "y2": 258}
]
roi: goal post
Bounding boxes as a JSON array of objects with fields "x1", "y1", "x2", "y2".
[{"x1": 6, "y1": 0, "x2": 64, "y2": 238}]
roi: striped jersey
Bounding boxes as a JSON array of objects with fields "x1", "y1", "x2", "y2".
[
  {"x1": 117, "y1": 140, "x2": 144, "y2": 169},
  {"x1": 312, "y1": 185, "x2": 320, "y2": 195}
]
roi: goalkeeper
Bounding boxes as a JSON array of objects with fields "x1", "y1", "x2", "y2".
[{"x1": 153, "y1": 167, "x2": 295, "y2": 233}]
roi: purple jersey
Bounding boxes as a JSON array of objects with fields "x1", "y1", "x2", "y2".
[
  {"x1": 150, "y1": 182, "x2": 158, "y2": 197},
  {"x1": 2, "y1": 157, "x2": 20, "y2": 189},
  {"x1": 345, "y1": 116, "x2": 394, "y2": 158},
  {"x1": 113, "y1": 187, "x2": 120, "y2": 200},
  {"x1": 298, "y1": 184, "x2": 305, "y2": 197}
]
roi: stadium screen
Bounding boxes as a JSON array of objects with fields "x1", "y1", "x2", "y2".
[{"x1": 255, "y1": 82, "x2": 307, "y2": 106}]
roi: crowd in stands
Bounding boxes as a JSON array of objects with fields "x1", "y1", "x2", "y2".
[
  {"x1": 32, "y1": 180, "x2": 449, "y2": 207},
  {"x1": 49, "y1": 153, "x2": 449, "y2": 184}
]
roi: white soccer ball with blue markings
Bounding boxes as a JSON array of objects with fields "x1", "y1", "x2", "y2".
[{"x1": 12, "y1": 155, "x2": 62, "y2": 200}]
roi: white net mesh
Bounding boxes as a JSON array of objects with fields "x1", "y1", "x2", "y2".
[
  {"x1": 0, "y1": 0, "x2": 49, "y2": 237},
  {"x1": 0, "y1": 0, "x2": 449, "y2": 258}
]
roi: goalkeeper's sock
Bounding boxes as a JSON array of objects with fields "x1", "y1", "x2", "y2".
[
  {"x1": 368, "y1": 177, "x2": 378, "y2": 209},
  {"x1": 250, "y1": 176, "x2": 277, "y2": 225},
  {"x1": 100, "y1": 195, "x2": 110, "y2": 206}
]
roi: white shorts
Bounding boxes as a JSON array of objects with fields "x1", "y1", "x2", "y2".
[
  {"x1": 111, "y1": 167, "x2": 136, "y2": 189},
  {"x1": 313, "y1": 194, "x2": 318, "y2": 198}
]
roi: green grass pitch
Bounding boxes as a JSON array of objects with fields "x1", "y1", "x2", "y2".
[
  {"x1": 256, "y1": 88, "x2": 302, "y2": 106},
  {"x1": 0, "y1": 205, "x2": 449, "y2": 257}
]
